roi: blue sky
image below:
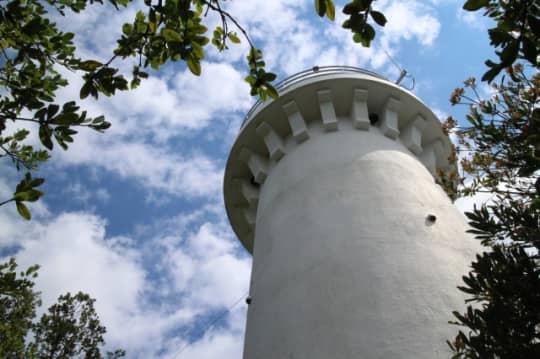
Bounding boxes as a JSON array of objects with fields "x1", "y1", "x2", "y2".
[{"x1": 1, "y1": 0, "x2": 496, "y2": 357}]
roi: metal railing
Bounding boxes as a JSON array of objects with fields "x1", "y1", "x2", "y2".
[{"x1": 241, "y1": 66, "x2": 386, "y2": 127}]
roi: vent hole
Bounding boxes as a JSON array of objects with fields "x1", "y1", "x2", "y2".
[{"x1": 425, "y1": 214, "x2": 437, "y2": 226}]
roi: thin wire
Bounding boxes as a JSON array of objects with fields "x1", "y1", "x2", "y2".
[
  {"x1": 384, "y1": 49, "x2": 416, "y2": 90},
  {"x1": 169, "y1": 291, "x2": 249, "y2": 359},
  {"x1": 168, "y1": 250, "x2": 275, "y2": 359},
  {"x1": 384, "y1": 49, "x2": 403, "y2": 72}
]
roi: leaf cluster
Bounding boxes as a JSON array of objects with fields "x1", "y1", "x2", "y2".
[
  {"x1": 451, "y1": 66, "x2": 540, "y2": 200},
  {"x1": 444, "y1": 3, "x2": 540, "y2": 356},
  {"x1": 0, "y1": 0, "x2": 117, "y2": 218},
  {"x1": 447, "y1": 64, "x2": 540, "y2": 359},
  {"x1": 0, "y1": 259, "x2": 125, "y2": 359},
  {"x1": 245, "y1": 48, "x2": 278, "y2": 101},
  {"x1": 462, "y1": 0, "x2": 540, "y2": 82},
  {"x1": 0, "y1": 258, "x2": 40, "y2": 359},
  {"x1": 448, "y1": 246, "x2": 540, "y2": 358},
  {"x1": 1, "y1": 0, "x2": 280, "y2": 219},
  {"x1": 315, "y1": 0, "x2": 387, "y2": 47},
  {"x1": 111, "y1": 0, "x2": 277, "y2": 96}
]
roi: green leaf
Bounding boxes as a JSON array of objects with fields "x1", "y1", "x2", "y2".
[
  {"x1": 342, "y1": 3, "x2": 358, "y2": 15},
  {"x1": 78, "y1": 60, "x2": 103, "y2": 71},
  {"x1": 522, "y1": 37, "x2": 537, "y2": 64},
  {"x1": 228, "y1": 32, "x2": 241, "y2": 44},
  {"x1": 370, "y1": 10, "x2": 387, "y2": 27},
  {"x1": 191, "y1": 42, "x2": 204, "y2": 59},
  {"x1": 39, "y1": 125, "x2": 53, "y2": 150},
  {"x1": 244, "y1": 75, "x2": 256, "y2": 85},
  {"x1": 52, "y1": 113, "x2": 79, "y2": 125},
  {"x1": 122, "y1": 23, "x2": 133, "y2": 35},
  {"x1": 266, "y1": 85, "x2": 279, "y2": 100},
  {"x1": 192, "y1": 24, "x2": 208, "y2": 34},
  {"x1": 187, "y1": 58, "x2": 201, "y2": 76},
  {"x1": 80, "y1": 81, "x2": 93, "y2": 99},
  {"x1": 481, "y1": 63, "x2": 502, "y2": 83},
  {"x1": 13, "y1": 130, "x2": 30, "y2": 141},
  {"x1": 263, "y1": 72, "x2": 277, "y2": 82},
  {"x1": 463, "y1": 0, "x2": 489, "y2": 11},
  {"x1": 30, "y1": 178, "x2": 45, "y2": 187},
  {"x1": 16, "y1": 202, "x2": 31, "y2": 220},
  {"x1": 500, "y1": 39, "x2": 519, "y2": 65},
  {"x1": 35, "y1": 108, "x2": 48, "y2": 121},
  {"x1": 162, "y1": 28, "x2": 182, "y2": 42},
  {"x1": 47, "y1": 104, "x2": 60, "y2": 119},
  {"x1": 325, "y1": 0, "x2": 335, "y2": 21},
  {"x1": 14, "y1": 189, "x2": 43, "y2": 202},
  {"x1": 315, "y1": 0, "x2": 326, "y2": 17}
]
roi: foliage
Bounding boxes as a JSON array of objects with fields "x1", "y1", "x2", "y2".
[
  {"x1": 316, "y1": 0, "x2": 387, "y2": 47},
  {"x1": 0, "y1": 258, "x2": 124, "y2": 359},
  {"x1": 462, "y1": 0, "x2": 540, "y2": 82},
  {"x1": 434, "y1": 1, "x2": 540, "y2": 357},
  {"x1": 0, "y1": 258, "x2": 41, "y2": 358},
  {"x1": 445, "y1": 64, "x2": 540, "y2": 358},
  {"x1": 451, "y1": 68, "x2": 540, "y2": 200},
  {"x1": 449, "y1": 246, "x2": 540, "y2": 358},
  {"x1": 0, "y1": 0, "x2": 278, "y2": 218}
]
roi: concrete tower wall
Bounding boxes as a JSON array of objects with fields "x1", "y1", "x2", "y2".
[{"x1": 223, "y1": 69, "x2": 480, "y2": 359}]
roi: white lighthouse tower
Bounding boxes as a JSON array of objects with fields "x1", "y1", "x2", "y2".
[{"x1": 223, "y1": 67, "x2": 479, "y2": 359}]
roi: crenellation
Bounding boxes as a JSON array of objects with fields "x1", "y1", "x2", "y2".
[
  {"x1": 401, "y1": 115, "x2": 426, "y2": 155},
  {"x1": 236, "y1": 178, "x2": 259, "y2": 208},
  {"x1": 239, "y1": 147, "x2": 268, "y2": 184},
  {"x1": 429, "y1": 139, "x2": 446, "y2": 168},
  {"x1": 419, "y1": 139, "x2": 445, "y2": 175},
  {"x1": 350, "y1": 88, "x2": 370, "y2": 130},
  {"x1": 317, "y1": 89, "x2": 338, "y2": 131},
  {"x1": 256, "y1": 122, "x2": 286, "y2": 162},
  {"x1": 283, "y1": 100, "x2": 310, "y2": 143},
  {"x1": 380, "y1": 96, "x2": 401, "y2": 139}
]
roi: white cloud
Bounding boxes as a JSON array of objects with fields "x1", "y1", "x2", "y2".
[
  {"x1": 455, "y1": 191, "x2": 493, "y2": 214},
  {"x1": 380, "y1": 0, "x2": 441, "y2": 47},
  {"x1": 1, "y1": 212, "x2": 154, "y2": 351},
  {"x1": 169, "y1": 324, "x2": 245, "y2": 359},
  {"x1": 51, "y1": 1, "x2": 141, "y2": 62},
  {"x1": 1, "y1": 207, "x2": 251, "y2": 358},
  {"x1": 63, "y1": 181, "x2": 110, "y2": 204},
  {"x1": 456, "y1": 7, "x2": 491, "y2": 31},
  {"x1": 46, "y1": 127, "x2": 223, "y2": 199},
  {"x1": 41, "y1": 60, "x2": 247, "y2": 201}
]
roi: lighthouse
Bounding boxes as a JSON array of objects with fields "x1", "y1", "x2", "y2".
[{"x1": 223, "y1": 67, "x2": 479, "y2": 359}]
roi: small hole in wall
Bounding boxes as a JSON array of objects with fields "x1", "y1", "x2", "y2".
[
  {"x1": 246, "y1": 296, "x2": 252, "y2": 305},
  {"x1": 369, "y1": 113, "x2": 379, "y2": 125},
  {"x1": 250, "y1": 176, "x2": 260, "y2": 188},
  {"x1": 425, "y1": 214, "x2": 437, "y2": 226}
]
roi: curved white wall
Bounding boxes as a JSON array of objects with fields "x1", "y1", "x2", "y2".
[{"x1": 243, "y1": 122, "x2": 477, "y2": 358}]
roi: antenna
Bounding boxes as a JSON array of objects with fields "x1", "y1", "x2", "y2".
[
  {"x1": 396, "y1": 69, "x2": 407, "y2": 85},
  {"x1": 384, "y1": 50, "x2": 415, "y2": 90}
]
